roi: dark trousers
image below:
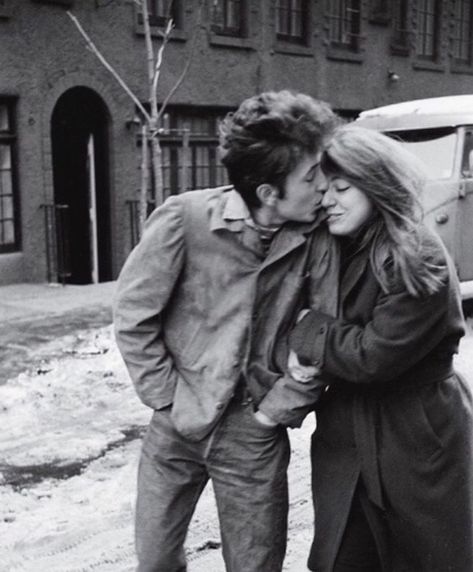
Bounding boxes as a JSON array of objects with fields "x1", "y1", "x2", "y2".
[
  {"x1": 333, "y1": 482, "x2": 385, "y2": 572},
  {"x1": 135, "y1": 396, "x2": 290, "y2": 572}
]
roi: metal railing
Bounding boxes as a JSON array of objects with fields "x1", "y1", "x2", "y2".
[{"x1": 40, "y1": 203, "x2": 71, "y2": 284}]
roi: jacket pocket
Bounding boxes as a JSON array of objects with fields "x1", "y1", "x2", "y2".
[{"x1": 416, "y1": 376, "x2": 457, "y2": 451}]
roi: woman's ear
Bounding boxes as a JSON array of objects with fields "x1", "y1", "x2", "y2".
[{"x1": 255, "y1": 183, "x2": 279, "y2": 207}]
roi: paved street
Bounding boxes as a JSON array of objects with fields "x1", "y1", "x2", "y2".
[
  {"x1": 1, "y1": 281, "x2": 472, "y2": 571},
  {"x1": 0, "y1": 282, "x2": 115, "y2": 383}
]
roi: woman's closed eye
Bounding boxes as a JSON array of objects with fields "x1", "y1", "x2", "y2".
[{"x1": 333, "y1": 184, "x2": 350, "y2": 193}]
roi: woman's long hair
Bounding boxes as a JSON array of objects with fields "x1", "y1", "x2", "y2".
[{"x1": 321, "y1": 125, "x2": 447, "y2": 297}]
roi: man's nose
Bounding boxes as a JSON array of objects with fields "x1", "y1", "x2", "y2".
[{"x1": 315, "y1": 170, "x2": 328, "y2": 192}]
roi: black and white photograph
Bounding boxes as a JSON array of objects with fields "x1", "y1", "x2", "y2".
[{"x1": 1, "y1": 1, "x2": 473, "y2": 571}]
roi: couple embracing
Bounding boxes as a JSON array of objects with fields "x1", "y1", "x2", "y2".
[{"x1": 114, "y1": 90, "x2": 473, "y2": 572}]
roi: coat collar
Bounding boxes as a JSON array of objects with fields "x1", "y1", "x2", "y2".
[{"x1": 339, "y1": 244, "x2": 371, "y2": 305}]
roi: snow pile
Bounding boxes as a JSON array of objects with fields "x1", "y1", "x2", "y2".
[
  {"x1": 0, "y1": 326, "x2": 148, "y2": 469},
  {"x1": 0, "y1": 326, "x2": 150, "y2": 571}
]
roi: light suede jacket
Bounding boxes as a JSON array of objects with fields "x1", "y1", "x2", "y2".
[{"x1": 114, "y1": 186, "x2": 338, "y2": 440}]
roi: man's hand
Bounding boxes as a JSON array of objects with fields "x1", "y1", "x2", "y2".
[
  {"x1": 254, "y1": 409, "x2": 278, "y2": 427},
  {"x1": 288, "y1": 349, "x2": 319, "y2": 383}
]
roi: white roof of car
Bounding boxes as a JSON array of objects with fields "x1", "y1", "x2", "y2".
[
  {"x1": 359, "y1": 95, "x2": 473, "y2": 117},
  {"x1": 356, "y1": 95, "x2": 473, "y2": 131}
]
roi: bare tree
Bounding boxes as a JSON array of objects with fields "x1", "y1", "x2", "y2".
[{"x1": 67, "y1": 0, "x2": 202, "y2": 234}]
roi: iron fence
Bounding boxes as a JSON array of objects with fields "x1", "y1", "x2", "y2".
[{"x1": 41, "y1": 203, "x2": 71, "y2": 284}]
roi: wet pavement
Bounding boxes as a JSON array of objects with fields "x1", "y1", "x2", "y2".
[
  {"x1": 0, "y1": 282, "x2": 115, "y2": 384},
  {"x1": 0, "y1": 425, "x2": 146, "y2": 489}
]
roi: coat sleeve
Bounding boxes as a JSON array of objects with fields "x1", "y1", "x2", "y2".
[
  {"x1": 290, "y1": 270, "x2": 463, "y2": 385},
  {"x1": 113, "y1": 196, "x2": 185, "y2": 409},
  {"x1": 257, "y1": 228, "x2": 339, "y2": 425}
]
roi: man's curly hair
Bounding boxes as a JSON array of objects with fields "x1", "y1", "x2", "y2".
[{"x1": 219, "y1": 90, "x2": 338, "y2": 207}]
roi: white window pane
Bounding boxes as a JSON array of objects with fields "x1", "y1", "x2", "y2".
[
  {"x1": 0, "y1": 144, "x2": 11, "y2": 169},
  {"x1": 0, "y1": 106, "x2": 8, "y2": 131}
]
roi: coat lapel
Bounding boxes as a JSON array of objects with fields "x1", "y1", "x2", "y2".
[{"x1": 339, "y1": 249, "x2": 370, "y2": 309}]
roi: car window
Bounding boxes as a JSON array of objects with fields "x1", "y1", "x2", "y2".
[{"x1": 386, "y1": 127, "x2": 457, "y2": 181}]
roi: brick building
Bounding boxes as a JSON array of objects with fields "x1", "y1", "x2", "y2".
[{"x1": 1, "y1": 0, "x2": 472, "y2": 285}]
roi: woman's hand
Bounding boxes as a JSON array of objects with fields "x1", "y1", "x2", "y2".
[{"x1": 288, "y1": 349, "x2": 319, "y2": 383}]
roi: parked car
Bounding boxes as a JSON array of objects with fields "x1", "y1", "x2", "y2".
[{"x1": 355, "y1": 95, "x2": 473, "y2": 298}]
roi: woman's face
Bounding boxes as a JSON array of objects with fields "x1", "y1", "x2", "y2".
[{"x1": 321, "y1": 176, "x2": 374, "y2": 236}]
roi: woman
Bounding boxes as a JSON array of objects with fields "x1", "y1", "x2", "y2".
[{"x1": 289, "y1": 125, "x2": 473, "y2": 572}]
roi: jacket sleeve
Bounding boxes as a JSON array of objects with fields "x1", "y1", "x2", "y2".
[
  {"x1": 113, "y1": 196, "x2": 185, "y2": 409},
  {"x1": 257, "y1": 228, "x2": 339, "y2": 426},
  {"x1": 290, "y1": 273, "x2": 463, "y2": 385}
]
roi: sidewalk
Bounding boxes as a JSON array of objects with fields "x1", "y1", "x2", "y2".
[{"x1": 0, "y1": 281, "x2": 115, "y2": 383}]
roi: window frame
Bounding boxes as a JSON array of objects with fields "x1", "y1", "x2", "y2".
[
  {"x1": 135, "y1": 107, "x2": 231, "y2": 198},
  {"x1": 415, "y1": 0, "x2": 441, "y2": 61},
  {"x1": 451, "y1": 0, "x2": 473, "y2": 68},
  {"x1": 391, "y1": 0, "x2": 411, "y2": 55},
  {"x1": 0, "y1": 98, "x2": 21, "y2": 253},
  {"x1": 275, "y1": 0, "x2": 309, "y2": 45},
  {"x1": 326, "y1": 0, "x2": 362, "y2": 52},
  {"x1": 138, "y1": 0, "x2": 182, "y2": 30},
  {"x1": 211, "y1": 0, "x2": 246, "y2": 38}
]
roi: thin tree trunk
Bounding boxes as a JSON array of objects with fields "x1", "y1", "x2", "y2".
[
  {"x1": 151, "y1": 136, "x2": 164, "y2": 206},
  {"x1": 139, "y1": 122, "x2": 149, "y2": 235}
]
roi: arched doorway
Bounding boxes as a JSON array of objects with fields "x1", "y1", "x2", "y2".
[{"x1": 51, "y1": 87, "x2": 112, "y2": 284}]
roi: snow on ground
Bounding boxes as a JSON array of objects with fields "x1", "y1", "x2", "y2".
[
  {"x1": 1, "y1": 323, "x2": 473, "y2": 571},
  {"x1": 0, "y1": 326, "x2": 315, "y2": 571}
]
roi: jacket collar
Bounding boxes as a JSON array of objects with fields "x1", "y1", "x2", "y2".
[
  {"x1": 210, "y1": 187, "x2": 248, "y2": 233},
  {"x1": 209, "y1": 186, "x2": 328, "y2": 266}
]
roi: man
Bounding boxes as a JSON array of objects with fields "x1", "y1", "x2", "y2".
[{"x1": 114, "y1": 90, "x2": 339, "y2": 572}]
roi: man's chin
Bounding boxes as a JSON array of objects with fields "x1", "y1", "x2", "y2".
[{"x1": 300, "y1": 211, "x2": 318, "y2": 223}]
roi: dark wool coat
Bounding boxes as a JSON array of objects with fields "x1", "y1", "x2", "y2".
[{"x1": 291, "y1": 227, "x2": 473, "y2": 572}]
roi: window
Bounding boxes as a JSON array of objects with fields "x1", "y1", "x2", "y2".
[
  {"x1": 451, "y1": 0, "x2": 473, "y2": 66},
  {"x1": 159, "y1": 109, "x2": 229, "y2": 196},
  {"x1": 211, "y1": 0, "x2": 245, "y2": 37},
  {"x1": 276, "y1": 0, "x2": 308, "y2": 44},
  {"x1": 416, "y1": 0, "x2": 440, "y2": 60},
  {"x1": 387, "y1": 128, "x2": 457, "y2": 181},
  {"x1": 0, "y1": 100, "x2": 20, "y2": 252},
  {"x1": 327, "y1": 0, "x2": 361, "y2": 51},
  {"x1": 142, "y1": 0, "x2": 180, "y2": 28},
  {"x1": 391, "y1": 0, "x2": 410, "y2": 51}
]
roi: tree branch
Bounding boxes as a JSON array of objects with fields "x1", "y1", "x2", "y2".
[
  {"x1": 67, "y1": 10, "x2": 150, "y2": 123},
  {"x1": 152, "y1": 18, "x2": 174, "y2": 116},
  {"x1": 156, "y1": 1, "x2": 203, "y2": 123}
]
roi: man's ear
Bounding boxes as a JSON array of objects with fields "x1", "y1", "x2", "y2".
[{"x1": 255, "y1": 183, "x2": 279, "y2": 207}]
